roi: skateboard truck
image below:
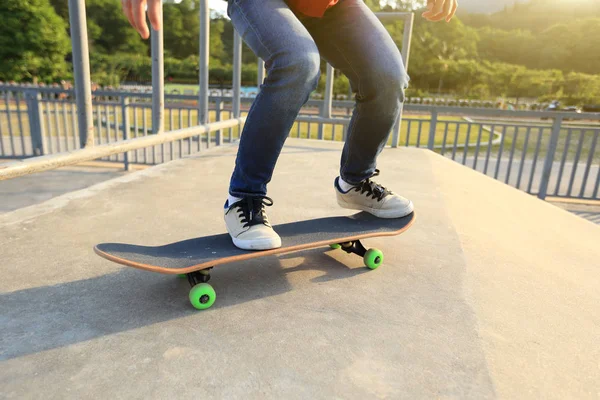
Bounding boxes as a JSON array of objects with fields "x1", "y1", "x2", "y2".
[
  {"x1": 331, "y1": 240, "x2": 384, "y2": 270},
  {"x1": 179, "y1": 268, "x2": 216, "y2": 310}
]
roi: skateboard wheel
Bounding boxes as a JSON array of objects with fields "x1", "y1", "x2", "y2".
[
  {"x1": 189, "y1": 283, "x2": 216, "y2": 310},
  {"x1": 364, "y1": 248, "x2": 383, "y2": 270},
  {"x1": 329, "y1": 244, "x2": 341, "y2": 249},
  {"x1": 177, "y1": 274, "x2": 187, "y2": 279}
]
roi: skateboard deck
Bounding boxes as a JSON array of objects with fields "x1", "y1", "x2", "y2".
[{"x1": 94, "y1": 211, "x2": 415, "y2": 310}]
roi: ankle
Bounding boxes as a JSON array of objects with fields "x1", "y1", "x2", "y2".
[{"x1": 337, "y1": 177, "x2": 355, "y2": 193}]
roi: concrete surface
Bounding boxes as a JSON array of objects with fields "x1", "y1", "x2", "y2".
[
  {"x1": 1, "y1": 139, "x2": 599, "y2": 399},
  {"x1": 0, "y1": 162, "x2": 136, "y2": 213}
]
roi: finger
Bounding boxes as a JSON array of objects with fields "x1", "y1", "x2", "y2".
[
  {"x1": 446, "y1": 0, "x2": 458, "y2": 21},
  {"x1": 428, "y1": 0, "x2": 451, "y2": 21},
  {"x1": 147, "y1": 0, "x2": 162, "y2": 32},
  {"x1": 133, "y1": 0, "x2": 149, "y2": 38},
  {"x1": 122, "y1": 0, "x2": 135, "y2": 29},
  {"x1": 422, "y1": 0, "x2": 445, "y2": 19},
  {"x1": 441, "y1": 0, "x2": 453, "y2": 19}
]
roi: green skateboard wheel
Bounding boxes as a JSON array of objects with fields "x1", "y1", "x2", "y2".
[
  {"x1": 364, "y1": 248, "x2": 383, "y2": 270},
  {"x1": 189, "y1": 283, "x2": 216, "y2": 310},
  {"x1": 329, "y1": 243, "x2": 341, "y2": 249},
  {"x1": 177, "y1": 274, "x2": 187, "y2": 279}
]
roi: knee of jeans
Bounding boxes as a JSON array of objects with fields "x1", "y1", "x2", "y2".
[
  {"x1": 361, "y1": 65, "x2": 409, "y2": 104},
  {"x1": 269, "y1": 51, "x2": 320, "y2": 91}
]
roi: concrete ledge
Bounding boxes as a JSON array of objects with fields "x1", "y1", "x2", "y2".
[{"x1": 1, "y1": 139, "x2": 598, "y2": 398}]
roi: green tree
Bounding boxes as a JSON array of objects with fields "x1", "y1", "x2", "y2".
[
  {"x1": 163, "y1": 0, "x2": 200, "y2": 59},
  {"x1": 85, "y1": 0, "x2": 147, "y2": 54},
  {"x1": 0, "y1": 0, "x2": 70, "y2": 82}
]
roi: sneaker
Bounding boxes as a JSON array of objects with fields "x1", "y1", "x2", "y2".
[
  {"x1": 224, "y1": 196, "x2": 282, "y2": 250},
  {"x1": 335, "y1": 170, "x2": 414, "y2": 218}
]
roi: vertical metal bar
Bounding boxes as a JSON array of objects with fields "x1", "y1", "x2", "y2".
[
  {"x1": 178, "y1": 107, "x2": 183, "y2": 130},
  {"x1": 0, "y1": 93, "x2": 5, "y2": 156},
  {"x1": 579, "y1": 130, "x2": 598, "y2": 198},
  {"x1": 451, "y1": 122, "x2": 460, "y2": 160},
  {"x1": 14, "y1": 91, "x2": 26, "y2": 155},
  {"x1": 54, "y1": 101, "x2": 62, "y2": 153},
  {"x1": 71, "y1": 101, "x2": 78, "y2": 149},
  {"x1": 68, "y1": 0, "x2": 94, "y2": 148},
  {"x1": 427, "y1": 110, "x2": 437, "y2": 150},
  {"x1": 187, "y1": 108, "x2": 192, "y2": 128},
  {"x1": 198, "y1": 0, "x2": 209, "y2": 125},
  {"x1": 473, "y1": 124, "x2": 484, "y2": 170},
  {"x1": 133, "y1": 104, "x2": 139, "y2": 162},
  {"x1": 25, "y1": 91, "x2": 46, "y2": 156},
  {"x1": 527, "y1": 128, "x2": 543, "y2": 194},
  {"x1": 319, "y1": 65, "x2": 334, "y2": 141},
  {"x1": 232, "y1": 32, "x2": 242, "y2": 118},
  {"x1": 45, "y1": 101, "x2": 54, "y2": 154},
  {"x1": 4, "y1": 91, "x2": 16, "y2": 155},
  {"x1": 406, "y1": 119, "x2": 411, "y2": 147},
  {"x1": 142, "y1": 107, "x2": 148, "y2": 163},
  {"x1": 483, "y1": 124, "x2": 495, "y2": 175},
  {"x1": 215, "y1": 99, "x2": 223, "y2": 146},
  {"x1": 592, "y1": 160, "x2": 600, "y2": 199},
  {"x1": 169, "y1": 108, "x2": 173, "y2": 131},
  {"x1": 538, "y1": 117, "x2": 562, "y2": 200},
  {"x1": 113, "y1": 103, "x2": 120, "y2": 161},
  {"x1": 104, "y1": 104, "x2": 111, "y2": 156},
  {"x1": 390, "y1": 13, "x2": 413, "y2": 149},
  {"x1": 462, "y1": 123, "x2": 472, "y2": 165},
  {"x1": 308, "y1": 120, "x2": 312, "y2": 138},
  {"x1": 516, "y1": 126, "x2": 531, "y2": 190},
  {"x1": 554, "y1": 128, "x2": 572, "y2": 195},
  {"x1": 151, "y1": 11, "x2": 165, "y2": 135},
  {"x1": 505, "y1": 126, "x2": 519, "y2": 184},
  {"x1": 416, "y1": 120, "x2": 422, "y2": 148},
  {"x1": 567, "y1": 130, "x2": 585, "y2": 196},
  {"x1": 441, "y1": 121, "x2": 449, "y2": 155},
  {"x1": 400, "y1": 13, "x2": 414, "y2": 72},
  {"x1": 391, "y1": 107, "x2": 402, "y2": 148},
  {"x1": 61, "y1": 101, "x2": 69, "y2": 150},
  {"x1": 494, "y1": 125, "x2": 508, "y2": 180},
  {"x1": 121, "y1": 96, "x2": 130, "y2": 171},
  {"x1": 95, "y1": 105, "x2": 102, "y2": 147},
  {"x1": 0, "y1": 104, "x2": 4, "y2": 156}
]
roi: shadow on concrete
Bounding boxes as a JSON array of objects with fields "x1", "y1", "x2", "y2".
[{"x1": 0, "y1": 247, "x2": 363, "y2": 361}]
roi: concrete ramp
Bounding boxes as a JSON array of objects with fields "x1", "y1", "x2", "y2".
[{"x1": 1, "y1": 139, "x2": 598, "y2": 399}]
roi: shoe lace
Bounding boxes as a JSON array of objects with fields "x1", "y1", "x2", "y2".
[
  {"x1": 231, "y1": 196, "x2": 273, "y2": 228},
  {"x1": 353, "y1": 169, "x2": 391, "y2": 202}
]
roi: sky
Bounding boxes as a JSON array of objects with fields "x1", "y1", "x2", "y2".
[{"x1": 209, "y1": 0, "x2": 227, "y2": 16}]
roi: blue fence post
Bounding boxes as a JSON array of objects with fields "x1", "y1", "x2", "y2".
[
  {"x1": 538, "y1": 116, "x2": 562, "y2": 200},
  {"x1": 25, "y1": 90, "x2": 46, "y2": 156},
  {"x1": 427, "y1": 109, "x2": 438, "y2": 150},
  {"x1": 121, "y1": 96, "x2": 131, "y2": 171}
]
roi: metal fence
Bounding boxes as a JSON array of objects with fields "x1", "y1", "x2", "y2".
[
  {"x1": 1, "y1": 84, "x2": 599, "y2": 201},
  {"x1": 1, "y1": 0, "x2": 599, "y2": 203}
]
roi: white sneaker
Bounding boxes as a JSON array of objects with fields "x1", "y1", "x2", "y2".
[
  {"x1": 335, "y1": 170, "x2": 414, "y2": 218},
  {"x1": 224, "y1": 196, "x2": 282, "y2": 250}
]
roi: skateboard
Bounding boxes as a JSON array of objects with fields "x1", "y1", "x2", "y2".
[{"x1": 94, "y1": 211, "x2": 415, "y2": 310}]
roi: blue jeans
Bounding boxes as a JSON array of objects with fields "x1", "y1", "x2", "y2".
[{"x1": 227, "y1": 0, "x2": 409, "y2": 197}]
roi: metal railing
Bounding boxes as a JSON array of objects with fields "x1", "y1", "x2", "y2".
[
  {"x1": 1, "y1": 0, "x2": 599, "y2": 203},
  {"x1": 1, "y1": 84, "x2": 599, "y2": 200}
]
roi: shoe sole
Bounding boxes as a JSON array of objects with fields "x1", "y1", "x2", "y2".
[
  {"x1": 231, "y1": 236, "x2": 282, "y2": 251},
  {"x1": 337, "y1": 198, "x2": 414, "y2": 219}
]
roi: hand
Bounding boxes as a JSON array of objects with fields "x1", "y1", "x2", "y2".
[
  {"x1": 121, "y1": 0, "x2": 162, "y2": 39},
  {"x1": 422, "y1": 0, "x2": 458, "y2": 22}
]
